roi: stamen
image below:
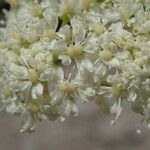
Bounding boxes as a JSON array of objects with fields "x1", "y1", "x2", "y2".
[
  {"x1": 67, "y1": 45, "x2": 84, "y2": 59},
  {"x1": 58, "y1": 81, "x2": 77, "y2": 94}
]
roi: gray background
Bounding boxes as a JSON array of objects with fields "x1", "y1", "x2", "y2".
[
  {"x1": 0, "y1": 103, "x2": 150, "y2": 150},
  {"x1": 0, "y1": 0, "x2": 150, "y2": 150}
]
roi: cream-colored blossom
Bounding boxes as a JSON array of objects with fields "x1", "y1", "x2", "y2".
[{"x1": 0, "y1": 0, "x2": 150, "y2": 132}]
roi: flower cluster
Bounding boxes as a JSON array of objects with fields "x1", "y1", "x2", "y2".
[{"x1": 0, "y1": 0, "x2": 150, "y2": 132}]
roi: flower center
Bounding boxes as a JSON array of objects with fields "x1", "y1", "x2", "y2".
[
  {"x1": 26, "y1": 102, "x2": 40, "y2": 113},
  {"x1": 67, "y1": 45, "x2": 84, "y2": 59},
  {"x1": 60, "y1": 1, "x2": 75, "y2": 16},
  {"x1": 112, "y1": 85, "x2": 121, "y2": 98},
  {"x1": 28, "y1": 69, "x2": 38, "y2": 83},
  {"x1": 89, "y1": 22, "x2": 106, "y2": 35},
  {"x1": 99, "y1": 50, "x2": 113, "y2": 61},
  {"x1": 4, "y1": 88, "x2": 12, "y2": 98},
  {"x1": 58, "y1": 81, "x2": 77, "y2": 94},
  {"x1": 0, "y1": 42, "x2": 6, "y2": 49},
  {"x1": 6, "y1": 0, "x2": 20, "y2": 8},
  {"x1": 31, "y1": 4, "x2": 43, "y2": 18},
  {"x1": 79, "y1": 0, "x2": 92, "y2": 10},
  {"x1": 42, "y1": 29, "x2": 56, "y2": 41}
]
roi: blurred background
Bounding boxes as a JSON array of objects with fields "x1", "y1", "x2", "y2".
[{"x1": 0, "y1": 0, "x2": 150, "y2": 150}]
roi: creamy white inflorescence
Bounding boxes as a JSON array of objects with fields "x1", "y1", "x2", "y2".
[{"x1": 0, "y1": 0, "x2": 150, "y2": 132}]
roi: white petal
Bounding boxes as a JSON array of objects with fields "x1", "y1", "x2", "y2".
[
  {"x1": 40, "y1": 68, "x2": 55, "y2": 81},
  {"x1": 55, "y1": 67, "x2": 64, "y2": 82},
  {"x1": 43, "y1": 9, "x2": 58, "y2": 31},
  {"x1": 65, "y1": 100, "x2": 79, "y2": 117},
  {"x1": 58, "y1": 54, "x2": 72, "y2": 66},
  {"x1": 71, "y1": 16, "x2": 86, "y2": 44},
  {"x1": 78, "y1": 59, "x2": 93, "y2": 73},
  {"x1": 57, "y1": 25, "x2": 71, "y2": 39},
  {"x1": 127, "y1": 90, "x2": 137, "y2": 102},
  {"x1": 6, "y1": 102, "x2": 17, "y2": 114},
  {"x1": 110, "y1": 99, "x2": 122, "y2": 124},
  {"x1": 94, "y1": 61, "x2": 107, "y2": 82},
  {"x1": 32, "y1": 83, "x2": 44, "y2": 99},
  {"x1": 5, "y1": 62, "x2": 28, "y2": 79},
  {"x1": 50, "y1": 89, "x2": 64, "y2": 105},
  {"x1": 10, "y1": 81, "x2": 30, "y2": 92},
  {"x1": 20, "y1": 114, "x2": 35, "y2": 133}
]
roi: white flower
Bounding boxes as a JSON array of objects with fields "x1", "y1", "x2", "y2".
[
  {"x1": 50, "y1": 79, "x2": 79, "y2": 116},
  {"x1": 0, "y1": 0, "x2": 150, "y2": 132}
]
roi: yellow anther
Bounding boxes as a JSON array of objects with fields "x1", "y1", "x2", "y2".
[
  {"x1": 6, "y1": 0, "x2": 20, "y2": 8},
  {"x1": 0, "y1": 42, "x2": 6, "y2": 49},
  {"x1": 58, "y1": 81, "x2": 77, "y2": 94},
  {"x1": 79, "y1": 0, "x2": 92, "y2": 10},
  {"x1": 99, "y1": 50, "x2": 113, "y2": 61},
  {"x1": 60, "y1": 1, "x2": 75, "y2": 15},
  {"x1": 112, "y1": 85, "x2": 121, "y2": 98},
  {"x1": 4, "y1": 88, "x2": 12, "y2": 97},
  {"x1": 67, "y1": 45, "x2": 83, "y2": 59},
  {"x1": 90, "y1": 22, "x2": 106, "y2": 35},
  {"x1": 31, "y1": 4, "x2": 43, "y2": 18},
  {"x1": 26, "y1": 102, "x2": 40, "y2": 113},
  {"x1": 42, "y1": 29, "x2": 56, "y2": 41},
  {"x1": 28, "y1": 69, "x2": 38, "y2": 83}
]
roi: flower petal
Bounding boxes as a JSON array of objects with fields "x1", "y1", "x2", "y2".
[
  {"x1": 32, "y1": 83, "x2": 44, "y2": 99},
  {"x1": 65, "y1": 100, "x2": 79, "y2": 117}
]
